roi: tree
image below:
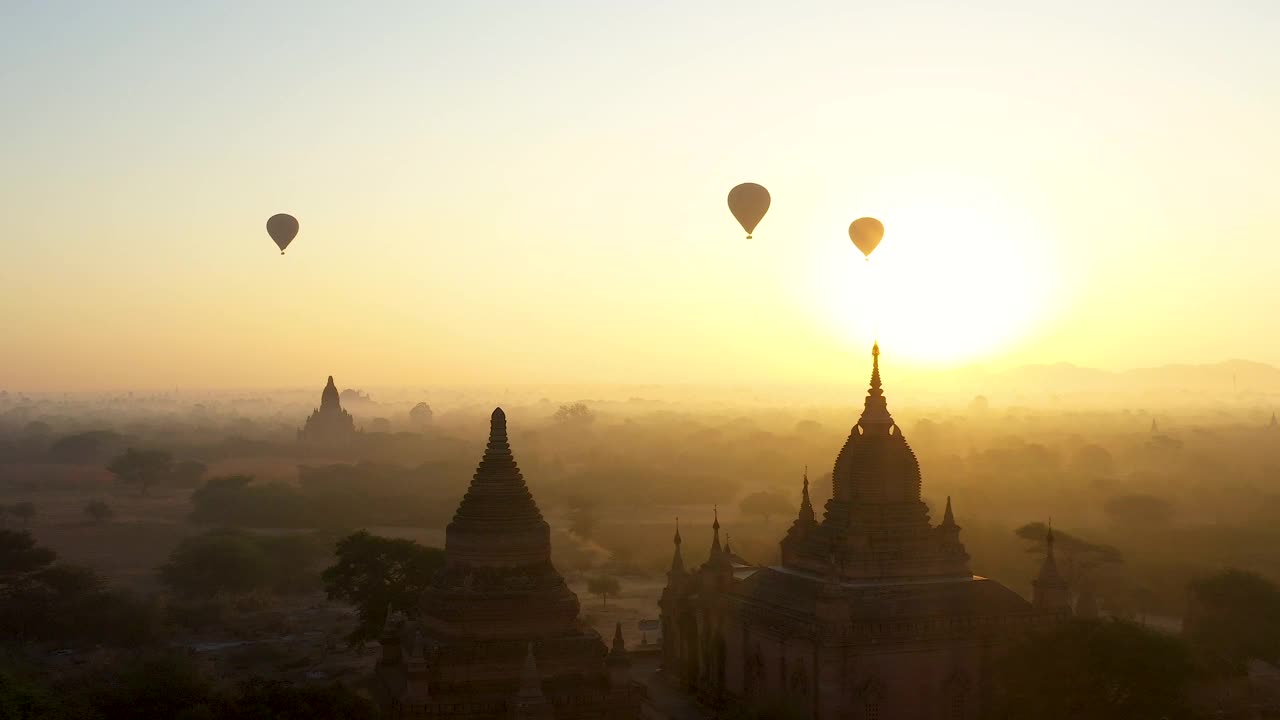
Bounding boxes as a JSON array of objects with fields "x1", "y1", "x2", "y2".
[
  {"x1": 0, "y1": 530, "x2": 158, "y2": 648},
  {"x1": 567, "y1": 496, "x2": 598, "y2": 539},
  {"x1": 1103, "y1": 494, "x2": 1174, "y2": 527},
  {"x1": 171, "y1": 460, "x2": 208, "y2": 488},
  {"x1": 1185, "y1": 568, "x2": 1280, "y2": 674},
  {"x1": 739, "y1": 491, "x2": 794, "y2": 523},
  {"x1": 0, "y1": 670, "x2": 64, "y2": 720},
  {"x1": 990, "y1": 619, "x2": 1195, "y2": 720},
  {"x1": 1070, "y1": 443, "x2": 1114, "y2": 477},
  {"x1": 1015, "y1": 522, "x2": 1122, "y2": 591},
  {"x1": 321, "y1": 531, "x2": 445, "y2": 643},
  {"x1": 216, "y1": 678, "x2": 376, "y2": 720},
  {"x1": 85, "y1": 500, "x2": 114, "y2": 524},
  {"x1": 587, "y1": 575, "x2": 621, "y2": 607},
  {"x1": 553, "y1": 402, "x2": 595, "y2": 427},
  {"x1": 0, "y1": 529, "x2": 57, "y2": 592},
  {"x1": 107, "y1": 448, "x2": 173, "y2": 495},
  {"x1": 77, "y1": 652, "x2": 213, "y2": 720},
  {"x1": 47, "y1": 430, "x2": 122, "y2": 464},
  {"x1": 159, "y1": 530, "x2": 272, "y2": 597},
  {"x1": 8, "y1": 502, "x2": 35, "y2": 527},
  {"x1": 409, "y1": 402, "x2": 433, "y2": 429}
]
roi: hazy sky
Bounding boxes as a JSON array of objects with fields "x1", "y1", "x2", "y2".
[{"x1": 3, "y1": 1, "x2": 1278, "y2": 390}]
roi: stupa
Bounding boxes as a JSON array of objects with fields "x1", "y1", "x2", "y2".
[{"x1": 376, "y1": 408, "x2": 642, "y2": 720}]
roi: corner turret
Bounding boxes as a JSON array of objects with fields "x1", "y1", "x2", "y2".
[{"x1": 1032, "y1": 522, "x2": 1071, "y2": 612}]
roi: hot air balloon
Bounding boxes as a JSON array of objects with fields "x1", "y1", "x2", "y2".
[
  {"x1": 266, "y1": 214, "x2": 299, "y2": 255},
  {"x1": 848, "y1": 217, "x2": 884, "y2": 258},
  {"x1": 727, "y1": 183, "x2": 770, "y2": 239}
]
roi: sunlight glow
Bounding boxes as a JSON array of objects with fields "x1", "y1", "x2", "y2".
[{"x1": 809, "y1": 195, "x2": 1058, "y2": 366}]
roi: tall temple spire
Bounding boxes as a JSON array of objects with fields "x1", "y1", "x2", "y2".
[
  {"x1": 669, "y1": 518, "x2": 685, "y2": 576},
  {"x1": 1033, "y1": 520, "x2": 1070, "y2": 611},
  {"x1": 611, "y1": 621, "x2": 627, "y2": 656},
  {"x1": 321, "y1": 375, "x2": 340, "y2": 411},
  {"x1": 798, "y1": 466, "x2": 816, "y2": 524},
  {"x1": 858, "y1": 343, "x2": 894, "y2": 429},
  {"x1": 941, "y1": 496, "x2": 957, "y2": 528},
  {"x1": 607, "y1": 620, "x2": 631, "y2": 688},
  {"x1": 870, "y1": 342, "x2": 882, "y2": 393},
  {"x1": 710, "y1": 506, "x2": 722, "y2": 557}
]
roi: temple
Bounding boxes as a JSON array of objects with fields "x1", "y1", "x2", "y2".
[
  {"x1": 376, "y1": 408, "x2": 643, "y2": 720},
  {"x1": 298, "y1": 375, "x2": 358, "y2": 445},
  {"x1": 658, "y1": 345, "x2": 1068, "y2": 720}
]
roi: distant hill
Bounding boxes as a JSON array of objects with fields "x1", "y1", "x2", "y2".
[{"x1": 944, "y1": 359, "x2": 1280, "y2": 398}]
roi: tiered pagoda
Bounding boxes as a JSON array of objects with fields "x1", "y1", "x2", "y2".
[
  {"x1": 658, "y1": 345, "x2": 1069, "y2": 720},
  {"x1": 376, "y1": 408, "x2": 642, "y2": 720},
  {"x1": 298, "y1": 375, "x2": 357, "y2": 445}
]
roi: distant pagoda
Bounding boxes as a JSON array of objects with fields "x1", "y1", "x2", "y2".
[
  {"x1": 297, "y1": 375, "x2": 357, "y2": 445},
  {"x1": 376, "y1": 408, "x2": 642, "y2": 720}
]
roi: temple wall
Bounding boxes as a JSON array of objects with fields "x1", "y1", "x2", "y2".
[{"x1": 721, "y1": 610, "x2": 996, "y2": 720}]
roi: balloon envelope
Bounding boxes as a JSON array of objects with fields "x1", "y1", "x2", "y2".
[
  {"x1": 266, "y1": 214, "x2": 299, "y2": 254},
  {"x1": 727, "y1": 183, "x2": 770, "y2": 238},
  {"x1": 848, "y1": 217, "x2": 884, "y2": 257}
]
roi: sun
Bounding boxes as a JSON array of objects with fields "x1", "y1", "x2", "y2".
[{"x1": 808, "y1": 196, "x2": 1057, "y2": 367}]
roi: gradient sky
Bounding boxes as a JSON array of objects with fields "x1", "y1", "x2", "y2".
[{"x1": 3, "y1": 1, "x2": 1278, "y2": 390}]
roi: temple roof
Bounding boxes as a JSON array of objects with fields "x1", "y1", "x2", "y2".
[
  {"x1": 444, "y1": 408, "x2": 551, "y2": 567},
  {"x1": 782, "y1": 345, "x2": 970, "y2": 580},
  {"x1": 321, "y1": 375, "x2": 340, "y2": 411},
  {"x1": 424, "y1": 408, "x2": 585, "y2": 640}
]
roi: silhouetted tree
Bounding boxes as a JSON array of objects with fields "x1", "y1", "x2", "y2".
[
  {"x1": 217, "y1": 678, "x2": 376, "y2": 719},
  {"x1": 84, "y1": 500, "x2": 114, "y2": 524},
  {"x1": 21, "y1": 421, "x2": 50, "y2": 437},
  {"x1": 1071, "y1": 443, "x2": 1114, "y2": 476},
  {"x1": 1185, "y1": 568, "x2": 1280, "y2": 674},
  {"x1": 794, "y1": 420, "x2": 822, "y2": 434},
  {"x1": 47, "y1": 430, "x2": 122, "y2": 464},
  {"x1": 0, "y1": 669, "x2": 63, "y2": 720},
  {"x1": 107, "y1": 448, "x2": 173, "y2": 495},
  {"x1": 8, "y1": 502, "x2": 35, "y2": 527},
  {"x1": 739, "y1": 491, "x2": 794, "y2": 523},
  {"x1": 321, "y1": 531, "x2": 444, "y2": 643},
  {"x1": 553, "y1": 402, "x2": 595, "y2": 426},
  {"x1": 0, "y1": 530, "x2": 158, "y2": 647},
  {"x1": 587, "y1": 575, "x2": 621, "y2": 607},
  {"x1": 1103, "y1": 494, "x2": 1174, "y2": 527},
  {"x1": 77, "y1": 652, "x2": 212, "y2": 720},
  {"x1": 409, "y1": 402, "x2": 433, "y2": 429},
  {"x1": 989, "y1": 619, "x2": 1195, "y2": 720},
  {"x1": 159, "y1": 530, "x2": 272, "y2": 597},
  {"x1": 170, "y1": 459, "x2": 208, "y2": 488},
  {"x1": 567, "y1": 496, "x2": 598, "y2": 539},
  {"x1": 0, "y1": 530, "x2": 57, "y2": 592},
  {"x1": 1016, "y1": 522, "x2": 1122, "y2": 591}
]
